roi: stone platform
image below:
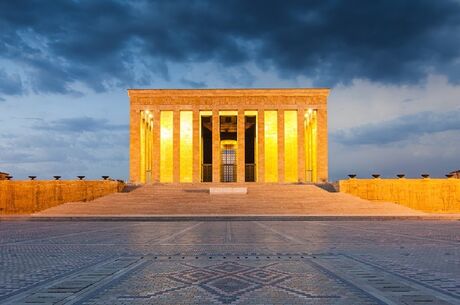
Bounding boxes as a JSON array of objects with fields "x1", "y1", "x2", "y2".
[
  {"x1": 0, "y1": 220, "x2": 459, "y2": 304},
  {"x1": 33, "y1": 183, "x2": 427, "y2": 217}
]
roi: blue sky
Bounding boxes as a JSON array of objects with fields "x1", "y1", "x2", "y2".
[{"x1": 1, "y1": 0, "x2": 460, "y2": 181}]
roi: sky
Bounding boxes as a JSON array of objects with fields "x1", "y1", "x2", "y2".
[{"x1": 1, "y1": 0, "x2": 460, "y2": 181}]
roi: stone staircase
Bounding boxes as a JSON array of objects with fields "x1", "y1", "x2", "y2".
[{"x1": 35, "y1": 183, "x2": 425, "y2": 216}]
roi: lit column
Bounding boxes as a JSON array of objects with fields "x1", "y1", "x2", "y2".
[
  {"x1": 192, "y1": 108, "x2": 200, "y2": 183},
  {"x1": 212, "y1": 109, "x2": 220, "y2": 182},
  {"x1": 316, "y1": 106, "x2": 328, "y2": 182},
  {"x1": 173, "y1": 110, "x2": 180, "y2": 183},
  {"x1": 146, "y1": 115, "x2": 153, "y2": 183},
  {"x1": 277, "y1": 110, "x2": 285, "y2": 183},
  {"x1": 152, "y1": 109, "x2": 161, "y2": 183},
  {"x1": 140, "y1": 113, "x2": 146, "y2": 183},
  {"x1": 257, "y1": 109, "x2": 265, "y2": 182},
  {"x1": 129, "y1": 106, "x2": 141, "y2": 183},
  {"x1": 297, "y1": 108, "x2": 306, "y2": 183},
  {"x1": 237, "y1": 109, "x2": 245, "y2": 182}
]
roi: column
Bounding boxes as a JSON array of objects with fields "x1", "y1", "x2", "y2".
[
  {"x1": 173, "y1": 110, "x2": 180, "y2": 183},
  {"x1": 152, "y1": 109, "x2": 161, "y2": 183},
  {"x1": 277, "y1": 110, "x2": 285, "y2": 183},
  {"x1": 212, "y1": 109, "x2": 220, "y2": 182},
  {"x1": 257, "y1": 109, "x2": 265, "y2": 182},
  {"x1": 140, "y1": 114, "x2": 146, "y2": 183},
  {"x1": 297, "y1": 108, "x2": 306, "y2": 183},
  {"x1": 317, "y1": 106, "x2": 328, "y2": 182},
  {"x1": 192, "y1": 108, "x2": 200, "y2": 183},
  {"x1": 237, "y1": 109, "x2": 245, "y2": 182},
  {"x1": 129, "y1": 106, "x2": 140, "y2": 183},
  {"x1": 146, "y1": 120, "x2": 151, "y2": 183}
]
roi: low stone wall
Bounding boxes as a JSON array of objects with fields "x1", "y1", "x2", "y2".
[
  {"x1": 0, "y1": 180, "x2": 124, "y2": 214},
  {"x1": 339, "y1": 178, "x2": 460, "y2": 213}
]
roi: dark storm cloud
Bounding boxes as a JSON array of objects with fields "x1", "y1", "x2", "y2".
[
  {"x1": 333, "y1": 110, "x2": 460, "y2": 145},
  {"x1": 1, "y1": 0, "x2": 460, "y2": 94},
  {"x1": 35, "y1": 117, "x2": 127, "y2": 133}
]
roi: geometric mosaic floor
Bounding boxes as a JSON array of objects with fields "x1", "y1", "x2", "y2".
[{"x1": 0, "y1": 220, "x2": 459, "y2": 304}]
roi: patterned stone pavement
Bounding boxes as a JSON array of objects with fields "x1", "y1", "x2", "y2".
[{"x1": 0, "y1": 220, "x2": 459, "y2": 304}]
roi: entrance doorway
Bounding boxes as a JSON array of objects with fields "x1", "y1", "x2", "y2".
[
  {"x1": 221, "y1": 141, "x2": 237, "y2": 182},
  {"x1": 220, "y1": 116, "x2": 237, "y2": 182}
]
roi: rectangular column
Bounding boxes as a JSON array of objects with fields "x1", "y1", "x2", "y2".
[
  {"x1": 277, "y1": 110, "x2": 285, "y2": 183},
  {"x1": 237, "y1": 109, "x2": 245, "y2": 182},
  {"x1": 317, "y1": 107, "x2": 328, "y2": 182},
  {"x1": 173, "y1": 110, "x2": 180, "y2": 183},
  {"x1": 257, "y1": 109, "x2": 265, "y2": 183},
  {"x1": 212, "y1": 109, "x2": 220, "y2": 182},
  {"x1": 179, "y1": 111, "x2": 193, "y2": 182},
  {"x1": 192, "y1": 108, "x2": 200, "y2": 183},
  {"x1": 152, "y1": 109, "x2": 161, "y2": 183},
  {"x1": 297, "y1": 108, "x2": 306, "y2": 183},
  {"x1": 129, "y1": 106, "x2": 140, "y2": 183},
  {"x1": 140, "y1": 114, "x2": 146, "y2": 183}
]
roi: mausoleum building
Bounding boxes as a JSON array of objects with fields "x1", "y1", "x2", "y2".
[{"x1": 129, "y1": 89, "x2": 329, "y2": 184}]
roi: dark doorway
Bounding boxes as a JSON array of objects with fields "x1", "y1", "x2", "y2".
[
  {"x1": 220, "y1": 116, "x2": 237, "y2": 182},
  {"x1": 201, "y1": 116, "x2": 212, "y2": 182},
  {"x1": 245, "y1": 116, "x2": 256, "y2": 182}
]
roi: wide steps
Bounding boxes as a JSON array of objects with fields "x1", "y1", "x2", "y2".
[{"x1": 34, "y1": 183, "x2": 426, "y2": 216}]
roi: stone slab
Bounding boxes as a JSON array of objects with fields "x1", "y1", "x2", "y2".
[{"x1": 209, "y1": 187, "x2": 248, "y2": 195}]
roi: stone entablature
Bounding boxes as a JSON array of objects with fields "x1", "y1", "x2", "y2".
[
  {"x1": 129, "y1": 89, "x2": 328, "y2": 109},
  {"x1": 129, "y1": 88, "x2": 329, "y2": 184}
]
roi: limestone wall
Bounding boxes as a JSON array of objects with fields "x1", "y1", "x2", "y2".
[
  {"x1": 0, "y1": 180, "x2": 124, "y2": 214},
  {"x1": 339, "y1": 178, "x2": 460, "y2": 213}
]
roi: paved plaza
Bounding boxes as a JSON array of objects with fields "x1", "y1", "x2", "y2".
[{"x1": 0, "y1": 220, "x2": 459, "y2": 304}]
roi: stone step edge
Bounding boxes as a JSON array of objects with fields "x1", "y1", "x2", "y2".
[{"x1": 1, "y1": 215, "x2": 459, "y2": 221}]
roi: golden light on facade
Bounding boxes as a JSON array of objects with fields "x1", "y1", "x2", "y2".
[
  {"x1": 160, "y1": 111, "x2": 173, "y2": 182},
  {"x1": 264, "y1": 110, "x2": 278, "y2": 182},
  {"x1": 305, "y1": 109, "x2": 317, "y2": 182},
  {"x1": 179, "y1": 111, "x2": 193, "y2": 182},
  {"x1": 284, "y1": 110, "x2": 298, "y2": 182},
  {"x1": 129, "y1": 89, "x2": 329, "y2": 184}
]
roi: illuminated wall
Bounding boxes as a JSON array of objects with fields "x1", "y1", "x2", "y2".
[
  {"x1": 284, "y1": 111, "x2": 298, "y2": 182},
  {"x1": 264, "y1": 111, "x2": 278, "y2": 182},
  {"x1": 140, "y1": 112, "x2": 146, "y2": 183},
  {"x1": 139, "y1": 111, "x2": 153, "y2": 183},
  {"x1": 180, "y1": 111, "x2": 193, "y2": 182},
  {"x1": 160, "y1": 111, "x2": 173, "y2": 182},
  {"x1": 305, "y1": 110, "x2": 317, "y2": 182}
]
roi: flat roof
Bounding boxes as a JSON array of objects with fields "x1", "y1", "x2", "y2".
[{"x1": 128, "y1": 88, "x2": 330, "y2": 97}]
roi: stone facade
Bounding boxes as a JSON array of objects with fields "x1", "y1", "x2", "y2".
[
  {"x1": 129, "y1": 89, "x2": 329, "y2": 184},
  {"x1": 339, "y1": 178, "x2": 460, "y2": 213},
  {"x1": 0, "y1": 180, "x2": 124, "y2": 214}
]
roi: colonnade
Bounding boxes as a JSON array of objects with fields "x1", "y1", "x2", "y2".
[{"x1": 136, "y1": 108, "x2": 320, "y2": 184}]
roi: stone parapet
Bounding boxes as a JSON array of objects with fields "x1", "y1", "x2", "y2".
[
  {"x1": 339, "y1": 178, "x2": 460, "y2": 213},
  {"x1": 0, "y1": 180, "x2": 124, "y2": 214}
]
